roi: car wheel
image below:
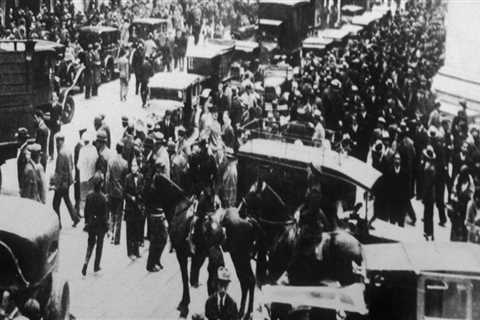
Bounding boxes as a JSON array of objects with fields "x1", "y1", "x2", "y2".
[
  {"x1": 61, "y1": 96, "x2": 75, "y2": 124},
  {"x1": 45, "y1": 278, "x2": 70, "y2": 320}
]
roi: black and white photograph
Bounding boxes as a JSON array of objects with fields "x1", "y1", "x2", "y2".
[{"x1": 0, "y1": 0, "x2": 478, "y2": 319}]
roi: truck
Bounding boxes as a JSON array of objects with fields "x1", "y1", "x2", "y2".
[{"x1": 0, "y1": 40, "x2": 75, "y2": 189}]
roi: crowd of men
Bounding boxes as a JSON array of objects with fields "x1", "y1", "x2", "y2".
[{"x1": 10, "y1": 0, "x2": 480, "y2": 318}]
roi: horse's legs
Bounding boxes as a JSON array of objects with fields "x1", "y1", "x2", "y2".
[
  {"x1": 230, "y1": 252, "x2": 248, "y2": 318},
  {"x1": 255, "y1": 247, "x2": 267, "y2": 286},
  {"x1": 246, "y1": 262, "x2": 256, "y2": 319},
  {"x1": 190, "y1": 250, "x2": 206, "y2": 288},
  {"x1": 176, "y1": 250, "x2": 190, "y2": 318}
]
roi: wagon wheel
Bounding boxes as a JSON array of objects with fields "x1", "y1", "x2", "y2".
[{"x1": 61, "y1": 96, "x2": 75, "y2": 124}]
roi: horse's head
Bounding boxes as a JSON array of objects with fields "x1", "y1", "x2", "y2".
[
  {"x1": 197, "y1": 187, "x2": 220, "y2": 216},
  {"x1": 242, "y1": 180, "x2": 289, "y2": 222}
]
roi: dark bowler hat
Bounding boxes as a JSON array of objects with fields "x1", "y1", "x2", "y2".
[{"x1": 15, "y1": 127, "x2": 30, "y2": 140}]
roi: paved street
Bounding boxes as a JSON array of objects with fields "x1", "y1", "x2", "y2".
[
  {"x1": 1, "y1": 78, "x2": 247, "y2": 320},
  {"x1": 0, "y1": 75, "x2": 449, "y2": 319}
]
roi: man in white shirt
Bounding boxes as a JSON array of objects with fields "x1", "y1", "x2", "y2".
[{"x1": 78, "y1": 131, "x2": 98, "y2": 211}]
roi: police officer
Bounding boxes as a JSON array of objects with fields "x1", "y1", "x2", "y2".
[
  {"x1": 16, "y1": 127, "x2": 31, "y2": 197},
  {"x1": 23, "y1": 144, "x2": 46, "y2": 204},
  {"x1": 146, "y1": 159, "x2": 169, "y2": 272}
]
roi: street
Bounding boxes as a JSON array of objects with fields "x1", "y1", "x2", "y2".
[
  {"x1": 1, "y1": 78, "x2": 245, "y2": 320},
  {"x1": 0, "y1": 75, "x2": 449, "y2": 319}
]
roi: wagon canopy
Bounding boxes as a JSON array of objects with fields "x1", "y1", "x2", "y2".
[
  {"x1": 238, "y1": 138, "x2": 381, "y2": 190},
  {"x1": 262, "y1": 283, "x2": 368, "y2": 314},
  {"x1": 364, "y1": 242, "x2": 480, "y2": 275}
]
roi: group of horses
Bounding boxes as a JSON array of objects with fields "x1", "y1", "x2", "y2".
[{"x1": 153, "y1": 173, "x2": 364, "y2": 319}]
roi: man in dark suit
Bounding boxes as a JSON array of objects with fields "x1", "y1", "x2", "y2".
[
  {"x1": 52, "y1": 134, "x2": 80, "y2": 228},
  {"x1": 138, "y1": 57, "x2": 154, "y2": 108},
  {"x1": 84, "y1": 44, "x2": 94, "y2": 99},
  {"x1": 124, "y1": 159, "x2": 144, "y2": 259},
  {"x1": 34, "y1": 110, "x2": 49, "y2": 170},
  {"x1": 205, "y1": 267, "x2": 238, "y2": 320},
  {"x1": 82, "y1": 173, "x2": 108, "y2": 276},
  {"x1": 384, "y1": 153, "x2": 410, "y2": 226},
  {"x1": 422, "y1": 146, "x2": 437, "y2": 241},
  {"x1": 74, "y1": 128, "x2": 87, "y2": 214},
  {"x1": 159, "y1": 110, "x2": 176, "y2": 141},
  {"x1": 16, "y1": 127, "x2": 31, "y2": 197}
]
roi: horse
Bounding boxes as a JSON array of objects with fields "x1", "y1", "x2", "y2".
[
  {"x1": 203, "y1": 179, "x2": 299, "y2": 319},
  {"x1": 204, "y1": 180, "x2": 365, "y2": 319},
  {"x1": 151, "y1": 173, "x2": 216, "y2": 318}
]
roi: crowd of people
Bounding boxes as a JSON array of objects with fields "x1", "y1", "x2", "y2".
[{"x1": 10, "y1": 0, "x2": 480, "y2": 318}]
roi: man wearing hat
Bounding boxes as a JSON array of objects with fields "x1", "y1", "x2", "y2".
[
  {"x1": 216, "y1": 148, "x2": 238, "y2": 208},
  {"x1": 159, "y1": 111, "x2": 175, "y2": 142},
  {"x1": 82, "y1": 172, "x2": 108, "y2": 276},
  {"x1": 77, "y1": 131, "x2": 98, "y2": 212},
  {"x1": 94, "y1": 115, "x2": 111, "y2": 148},
  {"x1": 94, "y1": 130, "x2": 110, "y2": 178},
  {"x1": 16, "y1": 127, "x2": 31, "y2": 197},
  {"x1": 52, "y1": 133, "x2": 80, "y2": 228},
  {"x1": 138, "y1": 55, "x2": 154, "y2": 108},
  {"x1": 106, "y1": 142, "x2": 128, "y2": 245},
  {"x1": 121, "y1": 116, "x2": 129, "y2": 131},
  {"x1": 151, "y1": 131, "x2": 170, "y2": 179},
  {"x1": 189, "y1": 138, "x2": 217, "y2": 198},
  {"x1": 427, "y1": 102, "x2": 441, "y2": 129},
  {"x1": 430, "y1": 128, "x2": 448, "y2": 227},
  {"x1": 74, "y1": 128, "x2": 87, "y2": 213},
  {"x1": 33, "y1": 110, "x2": 49, "y2": 170},
  {"x1": 84, "y1": 43, "x2": 93, "y2": 99},
  {"x1": 205, "y1": 267, "x2": 238, "y2": 320},
  {"x1": 422, "y1": 145, "x2": 437, "y2": 241},
  {"x1": 23, "y1": 144, "x2": 46, "y2": 204}
]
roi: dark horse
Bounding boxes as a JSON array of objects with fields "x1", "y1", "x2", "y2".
[
  {"x1": 205, "y1": 180, "x2": 365, "y2": 319},
  {"x1": 152, "y1": 173, "x2": 215, "y2": 318},
  {"x1": 204, "y1": 180, "x2": 299, "y2": 319}
]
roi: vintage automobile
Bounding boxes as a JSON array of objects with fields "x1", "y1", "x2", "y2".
[
  {"x1": 341, "y1": 4, "x2": 365, "y2": 17},
  {"x1": 302, "y1": 35, "x2": 334, "y2": 56},
  {"x1": 78, "y1": 26, "x2": 120, "y2": 81},
  {"x1": 130, "y1": 18, "x2": 171, "y2": 41},
  {"x1": 0, "y1": 40, "x2": 75, "y2": 188},
  {"x1": 364, "y1": 242, "x2": 480, "y2": 320},
  {"x1": 232, "y1": 24, "x2": 258, "y2": 41},
  {"x1": 258, "y1": 0, "x2": 315, "y2": 54},
  {"x1": 148, "y1": 72, "x2": 206, "y2": 128},
  {"x1": 186, "y1": 39, "x2": 235, "y2": 86},
  {"x1": 259, "y1": 64, "x2": 292, "y2": 106},
  {"x1": 0, "y1": 195, "x2": 70, "y2": 319}
]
